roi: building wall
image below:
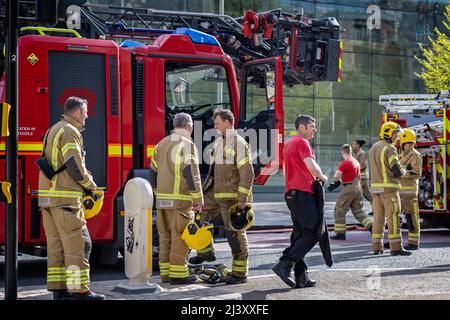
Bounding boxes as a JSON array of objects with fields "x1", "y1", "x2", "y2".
[{"x1": 95, "y1": 0, "x2": 449, "y2": 192}]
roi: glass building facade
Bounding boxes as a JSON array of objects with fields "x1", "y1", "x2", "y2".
[{"x1": 94, "y1": 0, "x2": 449, "y2": 192}]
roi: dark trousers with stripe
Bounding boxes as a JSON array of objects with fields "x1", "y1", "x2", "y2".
[{"x1": 280, "y1": 190, "x2": 321, "y2": 276}]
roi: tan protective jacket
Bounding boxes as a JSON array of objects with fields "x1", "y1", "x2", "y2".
[
  {"x1": 354, "y1": 149, "x2": 369, "y2": 179},
  {"x1": 400, "y1": 148, "x2": 422, "y2": 195},
  {"x1": 369, "y1": 140, "x2": 404, "y2": 194},
  {"x1": 150, "y1": 129, "x2": 203, "y2": 209},
  {"x1": 203, "y1": 130, "x2": 254, "y2": 203},
  {"x1": 38, "y1": 115, "x2": 96, "y2": 208}
]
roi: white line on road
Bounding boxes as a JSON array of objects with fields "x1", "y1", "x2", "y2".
[{"x1": 248, "y1": 267, "x2": 450, "y2": 279}]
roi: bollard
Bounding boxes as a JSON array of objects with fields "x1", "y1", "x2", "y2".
[{"x1": 113, "y1": 178, "x2": 162, "y2": 294}]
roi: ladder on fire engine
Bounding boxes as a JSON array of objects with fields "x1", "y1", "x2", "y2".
[{"x1": 379, "y1": 94, "x2": 444, "y2": 113}]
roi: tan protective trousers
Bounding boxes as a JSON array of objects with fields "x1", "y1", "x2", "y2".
[
  {"x1": 334, "y1": 184, "x2": 373, "y2": 235},
  {"x1": 361, "y1": 178, "x2": 373, "y2": 203},
  {"x1": 371, "y1": 191, "x2": 404, "y2": 251},
  {"x1": 401, "y1": 195, "x2": 420, "y2": 246},
  {"x1": 42, "y1": 205, "x2": 91, "y2": 293},
  {"x1": 198, "y1": 189, "x2": 249, "y2": 278},
  {"x1": 157, "y1": 207, "x2": 194, "y2": 281}
]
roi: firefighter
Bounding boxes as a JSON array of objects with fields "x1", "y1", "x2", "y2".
[
  {"x1": 38, "y1": 97, "x2": 105, "y2": 300},
  {"x1": 188, "y1": 109, "x2": 254, "y2": 285},
  {"x1": 351, "y1": 139, "x2": 373, "y2": 203},
  {"x1": 399, "y1": 129, "x2": 422, "y2": 250},
  {"x1": 369, "y1": 121, "x2": 411, "y2": 256},
  {"x1": 329, "y1": 144, "x2": 373, "y2": 240},
  {"x1": 149, "y1": 112, "x2": 204, "y2": 285}
]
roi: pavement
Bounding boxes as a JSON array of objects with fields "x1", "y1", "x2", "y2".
[
  {"x1": 4, "y1": 193, "x2": 449, "y2": 301},
  {"x1": 0, "y1": 278, "x2": 242, "y2": 300}
]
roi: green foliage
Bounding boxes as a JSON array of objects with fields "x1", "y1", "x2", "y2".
[{"x1": 415, "y1": 5, "x2": 450, "y2": 93}]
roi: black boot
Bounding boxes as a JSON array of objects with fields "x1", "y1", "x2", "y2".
[
  {"x1": 70, "y1": 290, "x2": 106, "y2": 300},
  {"x1": 169, "y1": 274, "x2": 200, "y2": 285},
  {"x1": 188, "y1": 253, "x2": 216, "y2": 266},
  {"x1": 272, "y1": 260, "x2": 296, "y2": 288},
  {"x1": 373, "y1": 250, "x2": 384, "y2": 255},
  {"x1": 383, "y1": 242, "x2": 390, "y2": 249},
  {"x1": 52, "y1": 289, "x2": 72, "y2": 300},
  {"x1": 390, "y1": 249, "x2": 412, "y2": 256},
  {"x1": 295, "y1": 272, "x2": 316, "y2": 288},
  {"x1": 330, "y1": 233, "x2": 346, "y2": 240},
  {"x1": 225, "y1": 275, "x2": 247, "y2": 285},
  {"x1": 404, "y1": 244, "x2": 419, "y2": 250}
]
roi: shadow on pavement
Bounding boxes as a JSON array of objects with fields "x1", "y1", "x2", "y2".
[
  {"x1": 378, "y1": 264, "x2": 450, "y2": 278},
  {"x1": 241, "y1": 287, "x2": 294, "y2": 300}
]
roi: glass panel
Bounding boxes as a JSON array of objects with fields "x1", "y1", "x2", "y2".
[
  {"x1": 283, "y1": 97, "x2": 314, "y2": 138},
  {"x1": 315, "y1": 145, "x2": 349, "y2": 182},
  {"x1": 372, "y1": 0, "x2": 426, "y2": 12},
  {"x1": 244, "y1": 63, "x2": 277, "y2": 120},
  {"x1": 371, "y1": 55, "x2": 426, "y2": 99},
  {"x1": 315, "y1": 3, "x2": 371, "y2": 53},
  {"x1": 165, "y1": 63, "x2": 231, "y2": 116},
  {"x1": 372, "y1": 9, "x2": 423, "y2": 56},
  {"x1": 291, "y1": 1, "x2": 315, "y2": 15},
  {"x1": 370, "y1": 101, "x2": 384, "y2": 146},
  {"x1": 314, "y1": 52, "x2": 371, "y2": 99},
  {"x1": 315, "y1": 0, "x2": 372, "y2": 7},
  {"x1": 314, "y1": 99, "x2": 371, "y2": 146},
  {"x1": 284, "y1": 83, "x2": 314, "y2": 98}
]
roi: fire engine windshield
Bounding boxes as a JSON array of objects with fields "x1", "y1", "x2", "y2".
[{"x1": 165, "y1": 62, "x2": 231, "y2": 118}]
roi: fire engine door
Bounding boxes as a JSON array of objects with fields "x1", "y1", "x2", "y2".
[
  {"x1": 238, "y1": 57, "x2": 284, "y2": 185},
  {"x1": 432, "y1": 144, "x2": 447, "y2": 211}
]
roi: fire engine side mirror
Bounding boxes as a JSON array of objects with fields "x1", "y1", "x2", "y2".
[{"x1": 174, "y1": 78, "x2": 190, "y2": 106}]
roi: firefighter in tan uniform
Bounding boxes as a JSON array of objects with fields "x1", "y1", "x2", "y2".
[
  {"x1": 399, "y1": 129, "x2": 422, "y2": 250},
  {"x1": 329, "y1": 144, "x2": 373, "y2": 240},
  {"x1": 189, "y1": 109, "x2": 254, "y2": 285},
  {"x1": 149, "y1": 113, "x2": 204, "y2": 285},
  {"x1": 369, "y1": 122, "x2": 412, "y2": 256},
  {"x1": 352, "y1": 139, "x2": 373, "y2": 203},
  {"x1": 38, "y1": 97, "x2": 105, "y2": 300}
]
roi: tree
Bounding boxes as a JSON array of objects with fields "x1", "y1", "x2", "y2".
[{"x1": 415, "y1": 5, "x2": 450, "y2": 93}]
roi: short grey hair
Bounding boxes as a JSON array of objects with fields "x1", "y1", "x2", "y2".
[{"x1": 173, "y1": 112, "x2": 193, "y2": 128}]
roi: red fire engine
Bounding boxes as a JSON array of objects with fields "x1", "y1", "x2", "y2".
[{"x1": 0, "y1": 1, "x2": 341, "y2": 263}]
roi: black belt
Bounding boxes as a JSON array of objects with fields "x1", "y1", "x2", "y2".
[{"x1": 342, "y1": 183, "x2": 353, "y2": 186}]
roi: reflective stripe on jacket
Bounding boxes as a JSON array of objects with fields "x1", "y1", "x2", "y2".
[
  {"x1": 369, "y1": 140, "x2": 402, "y2": 194},
  {"x1": 38, "y1": 115, "x2": 96, "y2": 208},
  {"x1": 150, "y1": 129, "x2": 203, "y2": 209},
  {"x1": 203, "y1": 130, "x2": 254, "y2": 202},
  {"x1": 400, "y1": 148, "x2": 422, "y2": 194}
]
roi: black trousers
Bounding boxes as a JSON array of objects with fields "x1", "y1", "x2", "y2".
[{"x1": 280, "y1": 190, "x2": 322, "y2": 275}]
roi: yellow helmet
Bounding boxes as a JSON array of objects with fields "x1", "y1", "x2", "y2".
[
  {"x1": 182, "y1": 215, "x2": 213, "y2": 250},
  {"x1": 379, "y1": 121, "x2": 402, "y2": 140},
  {"x1": 82, "y1": 191, "x2": 104, "y2": 219},
  {"x1": 399, "y1": 128, "x2": 416, "y2": 145},
  {"x1": 228, "y1": 204, "x2": 255, "y2": 231}
]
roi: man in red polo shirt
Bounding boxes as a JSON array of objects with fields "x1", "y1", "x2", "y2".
[
  {"x1": 272, "y1": 114, "x2": 327, "y2": 289},
  {"x1": 328, "y1": 144, "x2": 373, "y2": 240}
]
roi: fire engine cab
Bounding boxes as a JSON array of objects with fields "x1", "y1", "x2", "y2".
[
  {"x1": 379, "y1": 92, "x2": 450, "y2": 229},
  {"x1": 0, "y1": 1, "x2": 341, "y2": 263},
  {"x1": 0, "y1": 27, "x2": 286, "y2": 262}
]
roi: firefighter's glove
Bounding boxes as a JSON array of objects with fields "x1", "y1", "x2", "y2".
[{"x1": 327, "y1": 180, "x2": 341, "y2": 192}]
